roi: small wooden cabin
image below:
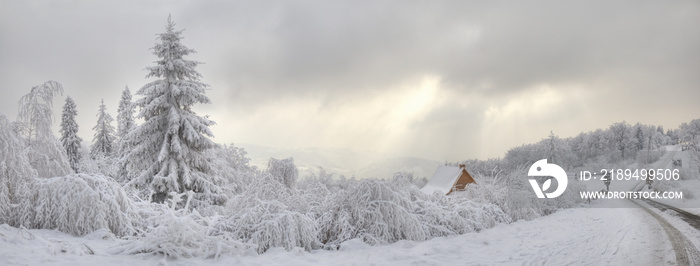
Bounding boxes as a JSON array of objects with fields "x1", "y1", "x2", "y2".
[{"x1": 421, "y1": 164, "x2": 476, "y2": 195}]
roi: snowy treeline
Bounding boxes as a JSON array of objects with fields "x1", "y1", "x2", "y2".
[{"x1": 493, "y1": 121, "x2": 694, "y2": 172}]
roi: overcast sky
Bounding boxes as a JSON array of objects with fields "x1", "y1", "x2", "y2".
[{"x1": 1, "y1": 0, "x2": 698, "y2": 162}]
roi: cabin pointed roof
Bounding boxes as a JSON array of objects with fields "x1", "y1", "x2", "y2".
[{"x1": 421, "y1": 165, "x2": 464, "y2": 195}]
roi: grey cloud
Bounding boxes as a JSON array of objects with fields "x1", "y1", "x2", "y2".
[{"x1": 182, "y1": 0, "x2": 700, "y2": 108}]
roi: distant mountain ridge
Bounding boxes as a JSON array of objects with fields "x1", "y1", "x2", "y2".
[{"x1": 238, "y1": 143, "x2": 441, "y2": 179}]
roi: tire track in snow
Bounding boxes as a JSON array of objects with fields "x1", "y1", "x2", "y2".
[
  {"x1": 630, "y1": 199, "x2": 700, "y2": 266},
  {"x1": 642, "y1": 199, "x2": 700, "y2": 231}
]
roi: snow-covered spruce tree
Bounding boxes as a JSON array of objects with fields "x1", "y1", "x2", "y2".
[
  {"x1": 116, "y1": 86, "x2": 135, "y2": 139},
  {"x1": 123, "y1": 16, "x2": 223, "y2": 206},
  {"x1": 115, "y1": 86, "x2": 136, "y2": 164},
  {"x1": 60, "y1": 96, "x2": 83, "y2": 173},
  {"x1": 90, "y1": 99, "x2": 116, "y2": 158},
  {"x1": 16, "y1": 81, "x2": 72, "y2": 178}
]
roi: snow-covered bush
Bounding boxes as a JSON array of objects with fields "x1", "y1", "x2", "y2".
[
  {"x1": 296, "y1": 180, "x2": 332, "y2": 217},
  {"x1": 392, "y1": 171, "x2": 428, "y2": 188},
  {"x1": 298, "y1": 167, "x2": 351, "y2": 193},
  {"x1": 318, "y1": 179, "x2": 428, "y2": 248},
  {"x1": 498, "y1": 168, "x2": 585, "y2": 221},
  {"x1": 218, "y1": 198, "x2": 320, "y2": 254},
  {"x1": 0, "y1": 114, "x2": 37, "y2": 225},
  {"x1": 205, "y1": 144, "x2": 257, "y2": 195},
  {"x1": 216, "y1": 173, "x2": 319, "y2": 253},
  {"x1": 26, "y1": 137, "x2": 73, "y2": 178},
  {"x1": 78, "y1": 153, "x2": 117, "y2": 177},
  {"x1": 16, "y1": 174, "x2": 138, "y2": 237},
  {"x1": 267, "y1": 157, "x2": 298, "y2": 189},
  {"x1": 112, "y1": 192, "x2": 251, "y2": 259}
]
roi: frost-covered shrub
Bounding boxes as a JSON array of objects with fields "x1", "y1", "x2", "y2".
[
  {"x1": 318, "y1": 179, "x2": 428, "y2": 247},
  {"x1": 0, "y1": 114, "x2": 36, "y2": 225},
  {"x1": 218, "y1": 198, "x2": 320, "y2": 254},
  {"x1": 205, "y1": 144, "x2": 257, "y2": 195},
  {"x1": 397, "y1": 177, "x2": 510, "y2": 237},
  {"x1": 392, "y1": 171, "x2": 428, "y2": 188},
  {"x1": 267, "y1": 157, "x2": 298, "y2": 189},
  {"x1": 78, "y1": 153, "x2": 117, "y2": 177},
  {"x1": 297, "y1": 181, "x2": 331, "y2": 217},
  {"x1": 313, "y1": 176, "x2": 516, "y2": 249},
  {"x1": 112, "y1": 193, "x2": 251, "y2": 259},
  {"x1": 217, "y1": 174, "x2": 319, "y2": 253},
  {"x1": 17, "y1": 174, "x2": 138, "y2": 237},
  {"x1": 498, "y1": 168, "x2": 584, "y2": 221},
  {"x1": 26, "y1": 137, "x2": 73, "y2": 178},
  {"x1": 298, "y1": 167, "x2": 350, "y2": 193}
]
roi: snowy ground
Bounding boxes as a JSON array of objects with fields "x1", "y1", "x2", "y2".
[{"x1": 0, "y1": 198, "x2": 682, "y2": 265}]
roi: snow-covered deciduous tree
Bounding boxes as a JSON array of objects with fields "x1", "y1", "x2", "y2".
[
  {"x1": 608, "y1": 121, "x2": 633, "y2": 159},
  {"x1": 16, "y1": 81, "x2": 72, "y2": 178},
  {"x1": 17, "y1": 81, "x2": 63, "y2": 141},
  {"x1": 60, "y1": 96, "x2": 82, "y2": 173},
  {"x1": 90, "y1": 99, "x2": 116, "y2": 158},
  {"x1": 116, "y1": 86, "x2": 136, "y2": 138},
  {"x1": 0, "y1": 114, "x2": 36, "y2": 225},
  {"x1": 123, "y1": 16, "x2": 222, "y2": 206},
  {"x1": 680, "y1": 119, "x2": 700, "y2": 149},
  {"x1": 267, "y1": 157, "x2": 298, "y2": 189}
]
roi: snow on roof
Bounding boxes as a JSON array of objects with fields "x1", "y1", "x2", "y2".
[{"x1": 420, "y1": 165, "x2": 463, "y2": 195}]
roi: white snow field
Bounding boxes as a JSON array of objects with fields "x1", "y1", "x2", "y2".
[{"x1": 0, "y1": 199, "x2": 680, "y2": 265}]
